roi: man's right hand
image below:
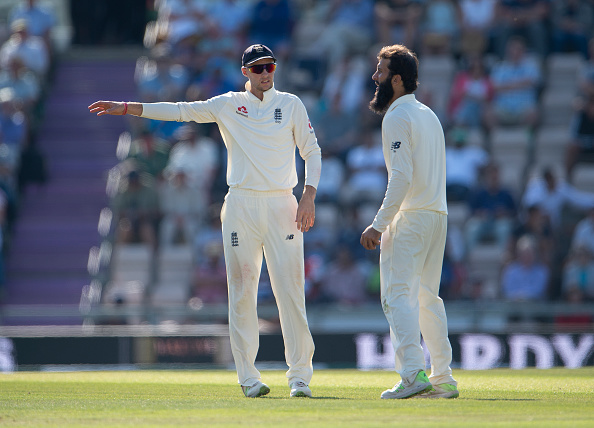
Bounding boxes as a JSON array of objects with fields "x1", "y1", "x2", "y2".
[{"x1": 88, "y1": 101, "x2": 142, "y2": 116}]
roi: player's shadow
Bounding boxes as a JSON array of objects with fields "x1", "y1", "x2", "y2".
[
  {"x1": 472, "y1": 398, "x2": 537, "y2": 401},
  {"x1": 263, "y1": 396, "x2": 342, "y2": 400}
]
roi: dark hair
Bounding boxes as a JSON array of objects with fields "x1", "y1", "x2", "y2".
[{"x1": 378, "y1": 44, "x2": 419, "y2": 93}]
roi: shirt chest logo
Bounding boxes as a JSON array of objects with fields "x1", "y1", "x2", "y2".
[
  {"x1": 274, "y1": 108, "x2": 282, "y2": 123},
  {"x1": 236, "y1": 106, "x2": 248, "y2": 117}
]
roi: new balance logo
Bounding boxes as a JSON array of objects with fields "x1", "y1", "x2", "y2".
[
  {"x1": 286, "y1": 234, "x2": 294, "y2": 240},
  {"x1": 231, "y1": 232, "x2": 239, "y2": 247},
  {"x1": 274, "y1": 108, "x2": 282, "y2": 123},
  {"x1": 391, "y1": 141, "x2": 401, "y2": 152}
]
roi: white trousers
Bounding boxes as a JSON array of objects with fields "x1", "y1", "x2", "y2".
[
  {"x1": 221, "y1": 188, "x2": 314, "y2": 386},
  {"x1": 380, "y1": 210, "x2": 456, "y2": 386}
]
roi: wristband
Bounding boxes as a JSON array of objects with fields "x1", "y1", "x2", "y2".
[{"x1": 122, "y1": 102, "x2": 128, "y2": 115}]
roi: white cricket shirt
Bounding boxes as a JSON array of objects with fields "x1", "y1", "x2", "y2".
[
  {"x1": 141, "y1": 85, "x2": 322, "y2": 192},
  {"x1": 372, "y1": 94, "x2": 448, "y2": 233}
]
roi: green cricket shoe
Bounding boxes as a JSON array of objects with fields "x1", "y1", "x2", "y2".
[
  {"x1": 290, "y1": 381, "x2": 312, "y2": 398},
  {"x1": 380, "y1": 370, "x2": 433, "y2": 399},
  {"x1": 416, "y1": 383, "x2": 459, "y2": 399},
  {"x1": 241, "y1": 380, "x2": 270, "y2": 398}
]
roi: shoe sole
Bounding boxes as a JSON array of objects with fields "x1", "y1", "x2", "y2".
[
  {"x1": 381, "y1": 383, "x2": 433, "y2": 399},
  {"x1": 255, "y1": 385, "x2": 271, "y2": 397},
  {"x1": 244, "y1": 385, "x2": 270, "y2": 398},
  {"x1": 416, "y1": 390, "x2": 459, "y2": 399},
  {"x1": 290, "y1": 391, "x2": 312, "y2": 398}
]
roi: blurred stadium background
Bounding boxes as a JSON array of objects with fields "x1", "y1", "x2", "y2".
[{"x1": 0, "y1": 0, "x2": 593, "y2": 372}]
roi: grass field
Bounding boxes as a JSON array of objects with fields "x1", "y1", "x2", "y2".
[{"x1": 1, "y1": 368, "x2": 594, "y2": 427}]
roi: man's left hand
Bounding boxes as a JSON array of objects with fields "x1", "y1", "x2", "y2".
[
  {"x1": 296, "y1": 185, "x2": 316, "y2": 232},
  {"x1": 361, "y1": 225, "x2": 382, "y2": 250}
]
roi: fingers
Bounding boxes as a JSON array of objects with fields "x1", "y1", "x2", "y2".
[
  {"x1": 360, "y1": 234, "x2": 380, "y2": 250},
  {"x1": 88, "y1": 101, "x2": 117, "y2": 116},
  {"x1": 296, "y1": 216, "x2": 314, "y2": 232},
  {"x1": 295, "y1": 214, "x2": 315, "y2": 232}
]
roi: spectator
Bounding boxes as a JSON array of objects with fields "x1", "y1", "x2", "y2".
[
  {"x1": 501, "y1": 235, "x2": 549, "y2": 301},
  {"x1": 191, "y1": 60, "x2": 238, "y2": 100},
  {"x1": 128, "y1": 130, "x2": 170, "y2": 181},
  {"x1": 374, "y1": 0, "x2": 422, "y2": 48},
  {"x1": 136, "y1": 43, "x2": 190, "y2": 103},
  {"x1": 343, "y1": 130, "x2": 387, "y2": 206},
  {"x1": 312, "y1": 92, "x2": 359, "y2": 159},
  {"x1": 193, "y1": 203, "x2": 223, "y2": 262},
  {"x1": 164, "y1": 124, "x2": 218, "y2": 196},
  {"x1": 578, "y1": 37, "x2": 594, "y2": 100},
  {"x1": 465, "y1": 163, "x2": 516, "y2": 253},
  {"x1": 494, "y1": 0, "x2": 550, "y2": 58},
  {"x1": 207, "y1": 0, "x2": 251, "y2": 45},
  {"x1": 191, "y1": 241, "x2": 227, "y2": 304},
  {"x1": 419, "y1": 0, "x2": 460, "y2": 55},
  {"x1": 321, "y1": 55, "x2": 369, "y2": 117},
  {"x1": 112, "y1": 170, "x2": 160, "y2": 249},
  {"x1": 0, "y1": 89, "x2": 28, "y2": 156},
  {"x1": 447, "y1": 55, "x2": 494, "y2": 130},
  {"x1": 319, "y1": 247, "x2": 368, "y2": 305},
  {"x1": 565, "y1": 96, "x2": 594, "y2": 182},
  {"x1": 8, "y1": 0, "x2": 56, "y2": 49},
  {"x1": 508, "y1": 204, "x2": 554, "y2": 266},
  {"x1": 522, "y1": 167, "x2": 594, "y2": 229},
  {"x1": 445, "y1": 127, "x2": 489, "y2": 202},
  {"x1": 458, "y1": 0, "x2": 497, "y2": 56},
  {"x1": 486, "y1": 36, "x2": 540, "y2": 130},
  {"x1": 562, "y1": 245, "x2": 594, "y2": 302},
  {"x1": 314, "y1": 0, "x2": 375, "y2": 67},
  {"x1": 156, "y1": 0, "x2": 210, "y2": 47},
  {"x1": 159, "y1": 170, "x2": 204, "y2": 246},
  {"x1": 0, "y1": 19, "x2": 49, "y2": 79},
  {"x1": 315, "y1": 152, "x2": 345, "y2": 204},
  {"x1": 551, "y1": 0, "x2": 593, "y2": 58},
  {"x1": 0, "y1": 56, "x2": 40, "y2": 111},
  {"x1": 570, "y1": 207, "x2": 594, "y2": 255},
  {"x1": 248, "y1": 0, "x2": 294, "y2": 64}
]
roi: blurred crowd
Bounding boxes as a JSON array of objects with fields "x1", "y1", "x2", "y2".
[
  {"x1": 6, "y1": 0, "x2": 594, "y2": 311},
  {"x1": 108, "y1": 0, "x2": 594, "y2": 309},
  {"x1": 0, "y1": 0, "x2": 55, "y2": 291}
]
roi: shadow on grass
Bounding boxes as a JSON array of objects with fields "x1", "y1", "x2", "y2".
[
  {"x1": 261, "y1": 396, "x2": 343, "y2": 400},
  {"x1": 471, "y1": 398, "x2": 537, "y2": 401}
]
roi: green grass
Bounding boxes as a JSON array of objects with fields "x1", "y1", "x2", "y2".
[{"x1": 1, "y1": 368, "x2": 594, "y2": 427}]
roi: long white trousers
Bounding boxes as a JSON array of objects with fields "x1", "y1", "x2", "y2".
[
  {"x1": 221, "y1": 188, "x2": 314, "y2": 386},
  {"x1": 380, "y1": 210, "x2": 456, "y2": 386}
]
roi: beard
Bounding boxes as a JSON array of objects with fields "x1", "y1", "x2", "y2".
[{"x1": 369, "y1": 77, "x2": 395, "y2": 115}]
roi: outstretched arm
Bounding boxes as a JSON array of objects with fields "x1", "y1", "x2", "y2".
[{"x1": 88, "y1": 101, "x2": 143, "y2": 117}]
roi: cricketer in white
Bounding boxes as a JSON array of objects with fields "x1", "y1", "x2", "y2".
[
  {"x1": 89, "y1": 44, "x2": 321, "y2": 398},
  {"x1": 361, "y1": 44, "x2": 458, "y2": 399}
]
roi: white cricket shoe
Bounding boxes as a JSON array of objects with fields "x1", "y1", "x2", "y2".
[
  {"x1": 290, "y1": 381, "x2": 312, "y2": 398},
  {"x1": 416, "y1": 383, "x2": 459, "y2": 399},
  {"x1": 381, "y1": 370, "x2": 433, "y2": 399},
  {"x1": 241, "y1": 380, "x2": 270, "y2": 398}
]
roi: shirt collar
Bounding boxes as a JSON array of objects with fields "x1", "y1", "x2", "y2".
[
  {"x1": 387, "y1": 93, "x2": 416, "y2": 113},
  {"x1": 244, "y1": 82, "x2": 277, "y2": 104}
]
